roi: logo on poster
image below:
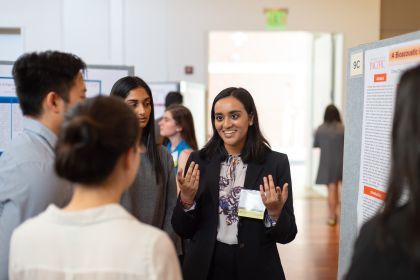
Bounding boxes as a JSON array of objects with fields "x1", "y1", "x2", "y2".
[{"x1": 369, "y1": 59, "x2": 385, "y2": 70}]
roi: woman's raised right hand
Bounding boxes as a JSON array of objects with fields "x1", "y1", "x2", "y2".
[{"x1": 177, "y1": 161, "x2": 200, "y2": 206}]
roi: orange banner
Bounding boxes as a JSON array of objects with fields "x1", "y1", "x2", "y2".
[
  {"x1": 389, "y1": 45, "x2": 420, "y2": 63},
  {"x1": 374, "y1": 73, "x2": 387, "y2": 82},
  {"x1": 363, "y1": 185, "x2": 386, "y2": 201}
]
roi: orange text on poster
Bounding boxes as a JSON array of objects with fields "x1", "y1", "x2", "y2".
[{"x1": 389, "y1": 45, "x2": 420, "y2": 63}]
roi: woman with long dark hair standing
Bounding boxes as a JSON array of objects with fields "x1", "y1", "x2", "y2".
[
  {"x1": 314, "y1": 104, "x2": 345, "y2": 225},
  {"x1": 111, "y1": 76, "x2": 180, "y2": 253},
  {"x1": 172, "y1": 87, "x2": 297, "y2": 280},
  {"x1": 346, "y1": 65, "x2": 420, "y2": 279}
]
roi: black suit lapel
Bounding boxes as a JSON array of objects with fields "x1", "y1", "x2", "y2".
[
  {"x1": 244, "y1": 161, "x2": 264, "y2": 191},
  {"x1": 203, "y1": 156, "x2": 222, "y2": 209}
]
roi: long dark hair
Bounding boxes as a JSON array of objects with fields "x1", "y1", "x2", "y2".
[
  {"x1": 110, "y1": 76, "x2": 163, "y2": 184},
  {"x1": 379, "y1": 65, "x2": 420, "y2": 264},
  {"x1": 164, "y1": 104, "x2": 198, "y2": 150},
  {"x1": 201, "y1": 87, "x2": 270, "y2": 163},
  {"x1": 323, "y1": 104, "x2": 342, "y2": 123}
]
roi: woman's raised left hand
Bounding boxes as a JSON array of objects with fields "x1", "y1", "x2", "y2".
[{"x1": 259, "y1": 174, "x2": 289, "y2": 221}]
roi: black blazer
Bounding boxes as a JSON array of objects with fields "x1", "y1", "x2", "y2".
[{"x1": 172, "y1": 150, "x2": 297, "y2": 280}]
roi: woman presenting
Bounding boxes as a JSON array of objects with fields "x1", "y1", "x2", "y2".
[{"x1": 172, "y1": 87, "x2": 297, "y2": 280}]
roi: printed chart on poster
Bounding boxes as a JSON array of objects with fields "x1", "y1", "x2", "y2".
[
  {"x1": 0, "y1": 62, "x2": 133, "y2": 153},
  {"x1": 357, "y1": 40, "x2": 420, "y2": 227},
  {"x1": 0, "y1": 62, "x2": 17, "y2": 153}
]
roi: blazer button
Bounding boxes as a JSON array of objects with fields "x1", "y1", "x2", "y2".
[{"x1": 239, "y1": 243, "x2": 245, "y2": 249}]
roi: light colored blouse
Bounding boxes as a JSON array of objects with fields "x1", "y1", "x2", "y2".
[
  {"x1": 217, "y1": 155, "x2": 247, "y2": 244},
  {"x1": 9, "y1": 204, "x2": 182, "y2": 280}
]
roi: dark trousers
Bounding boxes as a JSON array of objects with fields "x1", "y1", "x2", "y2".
[{"x1": 207, "y1": 241, "x2": 239, "y2": 280}]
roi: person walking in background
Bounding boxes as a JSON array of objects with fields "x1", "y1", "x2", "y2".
[
  {"x1": 155, "y1": 91, "x2": 183, "y2": 144},
  {"x1": 9, "y1": 96, "x2": 181, "y2": 280},
  {"x1": 110, "y1": 76, "x2": 181, "y2": 254},
  {"x1": 0, "y1": 51, "x2": 87, "y2": 280},
  {"x1": 172, "y1": 87, "x2": 297, "y2": 280},
  {"x1": 346, "y1": 65, "x2": 420, "y2": 279},
  {"x1": 314, "y1": 104, "x2": 345, "y2": 226},
  {"x1": 159, "y1": 104, "x2": 198, "y2": 190}
]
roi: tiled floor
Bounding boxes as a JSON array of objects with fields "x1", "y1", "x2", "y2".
[{"x1": 278, "y1": 197, "x2": 340, "y2": 280}]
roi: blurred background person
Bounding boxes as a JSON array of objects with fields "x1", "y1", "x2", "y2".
[
  {"x1": 9, "y1": 96, "x2": 181, "y2": 280},
  {"x1": 111, "y1": 76, "x2": 181, "y2": 254},
  {"x1": 313, "y1": 104, "x2": 345, "y2": 226},
  {"x1": 155, "y1": 91, "x2": 183, "y2": 144},
  {"x1": 159, "y1": 104, "x2": 198, "y2": 263},
  {"x1": 159, "y1": 104, "x2": 198, "y2": 192}
]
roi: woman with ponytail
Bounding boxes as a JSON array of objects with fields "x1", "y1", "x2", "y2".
[{"x1": 8, "y1": 96, "x2": 181, "y2": 280}]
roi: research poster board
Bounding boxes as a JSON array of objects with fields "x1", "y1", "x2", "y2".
[
  {"x1": 0, "y1": 62, "x2": 134, "y2": 153},
  {"x1": 84, "y1": 65, "x2": 134, "y2": 96},
  {"x1": 0, "y1": 61, "x2": 18, "y2": 153},
  {"x1": 357, "y1": 40, "x2": 420, "y2": 227},
  {"x1": 148, "y1": 82, "x2": 179, "y2": 120},
  {"x1": 338, "y1": 31, "x2": 420, "y2": 279},
  {"x1": 180, "y1": 81, "x2": 207, "y2": 149}
]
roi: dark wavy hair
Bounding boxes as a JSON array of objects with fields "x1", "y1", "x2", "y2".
[
  {"x1": 110, "y1": 76, "x2": 163, "y2": 184},
  {"x1": 12, "y1": 51, "x2": 86, "y2": 117},
  {"x1": 323, "y1": 104, "x2": 342, "y2": 123},
  {"x1": 379, "y1": 64, "x2": 420, "y2": 264},
  {"x1": 201, "y1": 87, "x2": 270, "y2": 163},
  {"x1": 163, "y1": 104, "x2": 198, "y2": 150},
  {"x1": 55, "y1": 96, "x2": 139, "y2": 185}
]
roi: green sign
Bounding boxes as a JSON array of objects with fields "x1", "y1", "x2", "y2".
[{"x1": 265, "y1": 9, "x2": 288, "y2": 30}]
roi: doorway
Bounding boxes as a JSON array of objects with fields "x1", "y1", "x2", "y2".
[{"x1": 208, "y1": 31, "x2": 343, "y2": 194}]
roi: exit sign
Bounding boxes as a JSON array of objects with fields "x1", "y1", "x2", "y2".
[{"x1": 264, "y1": 8, "x2": 288, "y2": 30}]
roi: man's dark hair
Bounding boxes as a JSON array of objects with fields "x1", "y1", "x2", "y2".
[
  {"x1": 165, "y1": 91, "x2": 183, "y2": 108},
  {"x1": 12, "y1": 51, "x2": 86, "y2": 117}
]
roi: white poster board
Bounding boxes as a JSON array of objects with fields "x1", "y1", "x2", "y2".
[
  {"x1": 357, "y1": 40, "x2": 420, "y2": 227},
  {"x1": 84, "y1": 65, "x2": 134, "y2": 96},
  {"x1": 149, "y1": 82, "x2": 179, "y2": 119},
  {"x1": 0, "y1": 62, "x2": 17, "y2": 153},
  {"x1": 0, "y1": 62, "x2": 134, "y2": 153},
  {"x1": 180, "y1": 81, "x2": 207, "y2": 149}
]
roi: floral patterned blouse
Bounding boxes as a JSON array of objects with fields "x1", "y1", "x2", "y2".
[{"x1": 217, "y1": 155, "x2": 247, "y2": 244}]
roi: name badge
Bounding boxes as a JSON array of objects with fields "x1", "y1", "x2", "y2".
[{"x1": 238, "y1": 189, "x2": 265, "y2": 220}]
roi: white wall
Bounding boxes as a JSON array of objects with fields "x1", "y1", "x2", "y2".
[{"x1": 0, "y1": 0, "x2": 380, "y2": 96}]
